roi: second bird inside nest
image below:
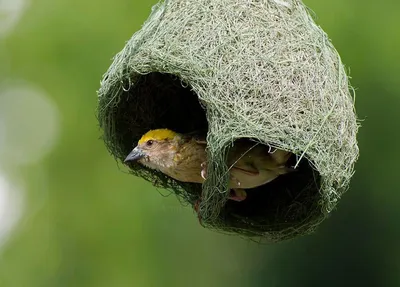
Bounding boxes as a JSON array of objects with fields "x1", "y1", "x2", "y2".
[{"x1": 124, "y1": 129, "x2": 294, "y2": 202}]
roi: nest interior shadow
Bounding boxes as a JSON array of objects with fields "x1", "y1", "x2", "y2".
[{"x1": 107, "y1": 72, "x2": 323, "y2": 238}]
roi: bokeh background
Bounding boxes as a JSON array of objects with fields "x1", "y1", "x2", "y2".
[{"x1": 0, "y1": 0, "x2": 399, "y2": 286}]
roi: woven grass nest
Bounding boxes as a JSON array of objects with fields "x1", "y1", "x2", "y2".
[{"x1": 97, "y1": 0, "x2": 359, "y2": 241}]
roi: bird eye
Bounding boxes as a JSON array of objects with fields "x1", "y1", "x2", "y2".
[{"x1": 146, "y1": 140, "x2": 153, "y2": 146}]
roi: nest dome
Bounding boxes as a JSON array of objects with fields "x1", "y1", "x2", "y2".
[{"x1": 97, "y1": 0, "x2": 359, "y2": 241}]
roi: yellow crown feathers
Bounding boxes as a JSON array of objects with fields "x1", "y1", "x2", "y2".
[{"x1": 138, "y1": 129, "x2": 177, "y2": 144}]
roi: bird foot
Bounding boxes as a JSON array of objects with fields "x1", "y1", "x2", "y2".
[
  {"x1": 228, "y1": 188, "x2": 247, "y2": 202},
  {"x1": 200, "y1": 161, "x2": 207, "y2": 180},
  {"x1": 201, "y1": 162, "x2": 246, "y2": 202}
]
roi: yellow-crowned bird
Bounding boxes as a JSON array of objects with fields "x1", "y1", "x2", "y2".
[{"x1": 124, "y1": 129, "x2": 293, "y2": 202}]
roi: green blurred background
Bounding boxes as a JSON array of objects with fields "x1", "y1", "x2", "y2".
[{"x1": 0, "y1": 0, "x2": 399, "y2": 286}]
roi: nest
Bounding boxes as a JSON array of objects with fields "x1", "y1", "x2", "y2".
[{"x1": 97, "y1": 0, "x2": 359, "y2": 241}]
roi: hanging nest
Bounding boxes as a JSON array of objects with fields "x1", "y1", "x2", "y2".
[{"x1": 97, "y1": 0, "x2": 359, "y2": 241}]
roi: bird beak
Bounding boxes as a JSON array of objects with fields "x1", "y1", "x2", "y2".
[{"x1": 124, "y1": 147, "x2": 145, "y2": 163}]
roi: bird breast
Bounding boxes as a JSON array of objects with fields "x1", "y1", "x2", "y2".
[{"x1": 160, "y1": 141, "x2": 206, "y2": 184}]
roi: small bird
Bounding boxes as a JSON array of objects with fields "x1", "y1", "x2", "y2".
[{"x1": 124, "y1": 129, "x2": 292, "y2": 201}]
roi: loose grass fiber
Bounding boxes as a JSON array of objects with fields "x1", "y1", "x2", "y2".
[{"x1": 97, "y1": 0, "x2": 359, "y2": 241}]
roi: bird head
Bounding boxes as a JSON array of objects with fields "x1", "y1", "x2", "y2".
[{"x1": 124, "y1": 129, "x2": 180, "y2": 170}]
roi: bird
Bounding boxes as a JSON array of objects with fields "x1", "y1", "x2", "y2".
[{"x1": 124, "y1": 128, "x2": 293, "y2": 202}]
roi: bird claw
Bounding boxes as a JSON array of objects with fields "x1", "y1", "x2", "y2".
[{"x1": 200, "y1": 161, "x2": 207, "y2": 180}]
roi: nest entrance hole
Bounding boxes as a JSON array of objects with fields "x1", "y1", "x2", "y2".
[
  {"x1": 114, "y1": 72, "x2": 209, "y2": 160},
  {"x1": 219, "y1": 151, "x2": 322, "y2": 235}
]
